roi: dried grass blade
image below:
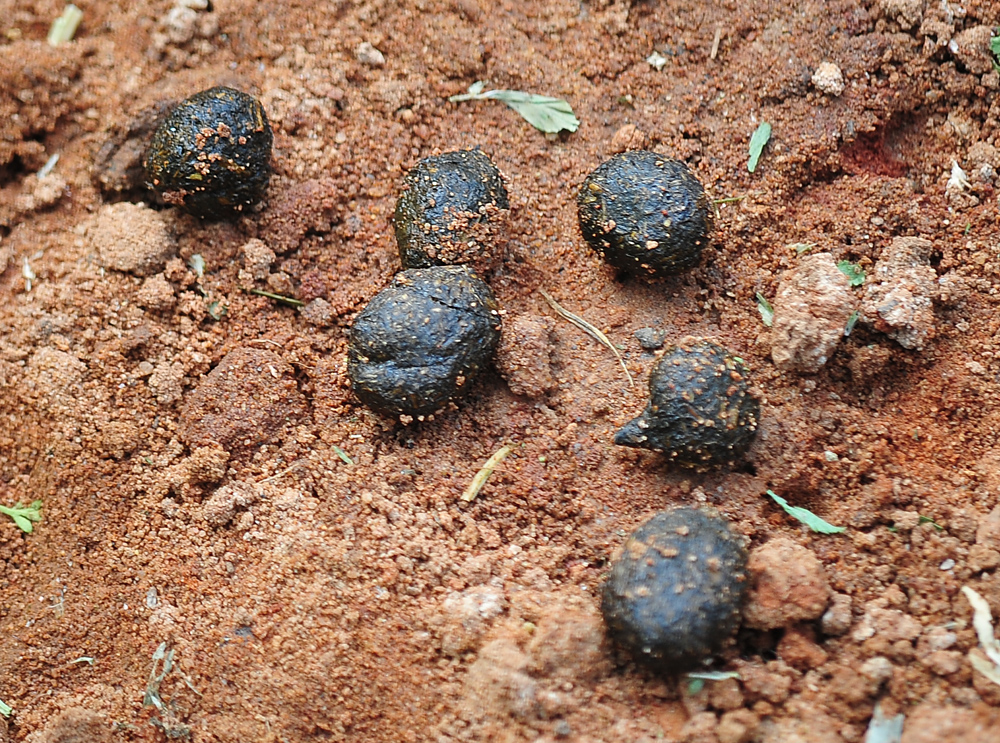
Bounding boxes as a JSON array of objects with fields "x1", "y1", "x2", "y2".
[
  {"x1": 462, "y1": 445, "x2": 513, "y2": 502},
  {"x1": 539, "y1": 289, "x2": 634, "y2": 386}
]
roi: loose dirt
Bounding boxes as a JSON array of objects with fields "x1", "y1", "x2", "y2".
[{"x1": 3, "y1": 1, "x2": 1000, "y2": 742}]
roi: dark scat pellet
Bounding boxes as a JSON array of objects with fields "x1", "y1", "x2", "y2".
[
  {"x1": 577, "y1": 150, "x2": 711, "y2": 277},
  {"x1": 348, "y1": 265, "x2": 502, "y2": 418},
  {"x1": 144, "y1": 86, "x2": 273, "y2": 218},
  {"x1": 614, "y1": 338, "x2": 760, "y2": 468},
  {"x1": 601, "y1": 507, "x2": 748, "y2": 673},
  {"x1": 394, "y1": 150, "x2": 509, "y2": 274}
]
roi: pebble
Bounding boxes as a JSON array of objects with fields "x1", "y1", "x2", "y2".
[
  {"x1": 821, "y1": 593, "x2": 852, "y2": 636},
  {"x1": 862, "y1": 237, "x2": 937, "y2": 350},
  {"x1": 770, "y1": 252, "x2": 856, "y2": 373},
  {"x1": 633, "y1": 327, "x2": 667, "y2": 350},
  {"x1": 859, "y1": 656, "x2": 893, "y2": 683},
  {"x1": 743, "y1": 538, "x2": 831, "y2": 629},
  {"x1": 850, "y1": 599, "x2": 922, "y2": 644},
  {"x1": 355, "y1": 41, "x2": 386, "y2": 67},
  {"x1": 811, "y1": 62, "x2": 845, "y2": 96}
]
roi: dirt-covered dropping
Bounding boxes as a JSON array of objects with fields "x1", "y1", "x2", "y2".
[
  {"x1": 601, "y1": 507, "x2": 749, "y2": 673},
  {"x1": 615, "y1": 338, "x2": 760, "y2": 467},
  {"x1": 394, "y1": 149, "x2": 509, "y2": 274},
  {"x1": 348, "y1": 265, "x2": 502, "y2": 418},
  {"x1": 577, "y1": 150, "x2": 711, "y2": 277},
  {"x1": 144, "y1": 86, "x2": 272, "y2": 218}
]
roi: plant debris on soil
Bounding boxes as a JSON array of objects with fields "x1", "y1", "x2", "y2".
[{"x1": 4, "y1": 1, "x2": 1000, "y2": 742}]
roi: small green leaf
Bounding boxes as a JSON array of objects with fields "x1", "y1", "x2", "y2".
[
  {"x1": 188, "y1": 254, "x2": 205, "y2": 279},
  {"x1": 0, "y1": 699, "x2": 11, "y2": 717},
  {"x1": 837, "y1": 260, "x2": 865, "y2": 287},
  {"x1": 332, "y1": 445, "x2": 354, "y2": 465},
  {"x1": 766, "y1": 490, "x2": 845, "y2": 534},
  {"x1": 449, "y1": 85, "x2": 580, "y2": 134},
  {"x1": 207, "y1": 301, "x2": 227, "y2": 320},
  {"x1": 756, "y1": 292, "x2": 774, "y2": 327},
  {"x1": 687, "y1": 679, "x2": 705, "y2": 695},
  {"x1": 0, "y1": 501, "x2": 42, "y2": 533},
  {"x1": 919, "y1": 515, "x2": 944, "y2": 531},
  {"x1": 748, "y1": 122, "x2": 771, "y2": 173},
  {"x1": 991, "y1": 33, "x2": 1000, "y2": 72}
]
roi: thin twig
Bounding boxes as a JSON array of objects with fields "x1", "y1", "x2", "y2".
[
  {"x1": 246, "y1": 288, "x2": 305, "y2": 307},
  {"x1": 462, "y1": 445, "x2": 513, "y2": 502},
  {"x1": 256, "y1": 460, "x2": 307, "y2": 484},
  {"x1": 539, "y1": 289, "x2": 634, "y2": 386}
]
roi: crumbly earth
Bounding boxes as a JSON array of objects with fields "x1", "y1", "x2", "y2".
[{"x1": 2, "y1": 1, "x2": 1000, "y2": 742}]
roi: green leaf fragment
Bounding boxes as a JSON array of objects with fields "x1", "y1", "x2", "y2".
[
  {"x1": 0, "y1": 501, "x2": 42, "y2": 534},
  {"x1": 844, "y1": 310, "x2": 859, "y2": 337},
  {"x1": 687, "y1": 679, "x2": 705, "y2": 695},
  {"x1": 991, "y1": 34, "x2": 1000, "y2": 73},
  {"x1": 332, "y1": 445, "x2": 354, "y2": 465},
  {"x1": 449, "y1": 84, "x2": 580, "y2": 134},
  {"x1": 756, "y1": 292, "x2": 774, "y2": 327},
  {"x1": 207, "y1": 301, "x2": 227, "y2": 320},
  {"x1": 837, "y1": 260, "x2": 865, "y2": 287},
  {"x1": 747, "y1": 122, "x2": 771, "y2": 173},
  {"x1": 766, "y1": 490, "x2": 845, "y2": 534},
  {"x1": 188, "y1": 254, "x2": 205, "y2": 278},
  {"x1": 788, "y1": 242, "x2": 815, "y2": 255},
  {"x1": 687, "y1": 670, "x2": 742, "y2": 681},
  {"x1": 919, "y1": 515, "x2": 944, "y2": 531},
  {"x1": 47, "y1": 4, "x2": 83, "y2": 46},
  {"x1": 0, "y1": 699, "x2": 11, "y2": 717},
  {"x1": 865, "y1": 701, "x2": 904, "y2": 743}
]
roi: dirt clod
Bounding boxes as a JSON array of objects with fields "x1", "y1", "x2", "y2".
[
  {"x1": 179, "y1": 347, "x2": 307, "y2": 449},
  {"x1": 862, "y1": 237, "x2": 938, "y2": 350},
  {"x1": 770, "y1": 253, "x2": 856, "y2": 373},
  {"x1": 91, "y1": 202, "x2": 177, "y2": 276},
  {"x1": 743, "y1": 538, "x2": 831, "y2": 629},
  {"x1": 38, "y1": 708, "x2": 109, "y2": 743},
  {"x1": 495, "y1": 314, "x2": 558, "y2": 398}
]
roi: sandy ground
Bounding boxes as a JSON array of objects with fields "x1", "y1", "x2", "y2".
[{"x1": 3, "y1": 0, "x2": 1000, "y2": 741}]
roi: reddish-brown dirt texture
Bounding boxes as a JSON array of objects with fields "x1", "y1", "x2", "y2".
[{"x1": 3, "y1": 1, "x2": 1000, "y2": 741}]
